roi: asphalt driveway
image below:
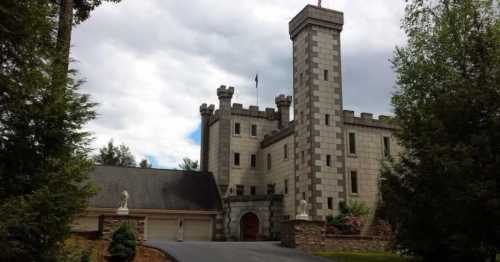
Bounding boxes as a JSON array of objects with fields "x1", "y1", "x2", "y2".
[{"x1": 146, "y1": 241, "x2": 331, "y2": 262}]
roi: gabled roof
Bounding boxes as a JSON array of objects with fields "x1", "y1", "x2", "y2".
[{"x1": 88, "y1": 165, "x2": 222, "y2": 211}]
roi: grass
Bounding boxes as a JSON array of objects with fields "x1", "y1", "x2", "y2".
[
  {"x1": 317, "y1": 252, "x2": 500, "y2": 262},
  {"x1": 316, "y1": 252, "x2": 416, "y2": 262}
]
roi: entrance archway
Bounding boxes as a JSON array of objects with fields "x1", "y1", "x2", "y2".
[{"x1": 240, "y1": 212, "x2": 259, "y2": 241}]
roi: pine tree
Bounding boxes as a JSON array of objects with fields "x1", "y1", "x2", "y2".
[
  {"x1": 381, "y1": 0, "x2": 500, "y2": 261},
  {"x1": 94, "y1": 140, "x2": 137, "y2": 167}
]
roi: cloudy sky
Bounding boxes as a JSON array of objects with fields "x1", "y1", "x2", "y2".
[{"x1": 72, "y1": 0, "x2": 407, "y2": 168}]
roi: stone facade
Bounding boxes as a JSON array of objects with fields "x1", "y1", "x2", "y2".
[
  {"x1": 199, "y1": 4, "x2": 400, "y2": 240},
  {"x1": 98, "y1": 215, "x2": 146, "y2": 243},
  {"x1": 281, "y1": 220, "x2": 325, "y2": 253},
  {"x1": 324, "y1": 235, "x2": 390, "y2": 252}
]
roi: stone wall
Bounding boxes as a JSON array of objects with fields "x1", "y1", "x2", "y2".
[
  {"x1": 281, "y1": 220, "x2": 325, "y2": 253},
  {"x1": 324, "y1": 235, "x2": 389, "y2": 252},
  {"x1": 98, "y1": 215, "x2": 146, "y2": 243}
]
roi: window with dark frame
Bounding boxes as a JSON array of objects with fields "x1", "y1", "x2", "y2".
[
  {"x1": 251, "y1": 124, "x2": 257, "y2": 137},
  {"x1": 383, "y1": 136, "x2": 391, "y2": 157},
  {"x1": 351, "y1": 171, "x2": 359, "y2": 194},
  {"x1": 234, "y1": 122, "x2": 241, "y2": 135},
  {"x1": 267, "y1": 153, "x2": 272, "y2": 170},
  {"x1": 325, "y1": 114, "x2": 330, "y2": 126},
  {"x1": 284, "y1": 144, "x2": 288, "y2": 159},
  {"x1": 236, "y1": 185, "x2": 244, "y2": 196},
  {"x1": 267, "y1": 184, "x2": 275, "y2": 195},
  {"x1": 326, "y1": 154, "x2": 331, "y2": 167},
  {"x1": 250, "y1": 154, "x2": 256, "y2": 168},
  {"x1": 234, "y1": 152, "x2": 240, "y2": 166},
  {"x1": 250, "y1": 186, "x2": 256, "y2": 195},
  {"x1": 348, "y1": 132, "x2": 356, "y2": 154},
  {"x1": 328, "y1": 197, "x2": 333, "y2": 209},
  {"x1": 324, "y1": 69, "x2": 329, "y2": 81},
  {"x1": 284, "y1": 179, "x2": 288, "y2": 194}
]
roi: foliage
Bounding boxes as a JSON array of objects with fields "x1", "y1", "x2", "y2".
[
  {"x1": 326, "y1": 200, "x2": 370, "y2": 234},
  {"x1": 108, "y1": 223, "x2": 137, "y2": 262},
  {"x1": 57, "y1": 238, "x2": 93, "y2": 262},
  {"x1": 139, "y1": 159, "x2": 152, "y2": 169},
  {"x1": 178, "y1": 157, "x2": 199, "y2": 171},
  {"x1": 0, "y1": 0, "x2": 98, "y2": 261},
  {"x1": 316, "y1": 252, "x2": 418, "y2": 262},
  {"x1": 382, "y1": 0, "x2": 500, "y2": 261},
  {"x1": 94, "y1": 140, "x2": 137, "y2": 167}
]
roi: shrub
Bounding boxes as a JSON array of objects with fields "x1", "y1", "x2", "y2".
[
  {"x1": 108, "y1": 223, "x2": 137, "y2": 262},
  {"x1": 326, "y1": 200, "x2": 370, "y2": 234}
]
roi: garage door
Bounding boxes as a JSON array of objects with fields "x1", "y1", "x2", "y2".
[
  {"x1": 147, "y1": 219, "x2": 178, "y2": 241},
  {"x1": 183, "y1": 219, "x2": 212, "y2": 241},
  {"x1": 72, "y1": 217, "x2": 98, "y2": 231}
]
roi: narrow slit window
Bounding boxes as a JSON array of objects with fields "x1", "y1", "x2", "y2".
[
  {"x1": 284, "y1": 179, "x2": 288, "y2": 194},
  {"x1": 325, "y1": 114, "x2": 330, "y2": 126},
  {"x1": 349, "y1": 132, "x2": 356, "y2": 154},
  {"x1": 234, "y1": 153, "x2": 240, "y2": 166},
  {"x1": 250, "y1": 154, "x2": 256, "y2": 168},
  {"x1": 324, "y1": 69, "x2": 329, "y2": 81},
  {"x1": 351, "y1": 171, "x2": 359, "y2": 194},
  {"x1": 234, "y1": 122, "x2": 241, "y2": 135},
  {"x1": 328, "y1": 197, "x2": 333, "y2": 209},
  {"x1": 284, "y1": 144, "x2": 288, "y2": 159},
  {"x1": 301, "y1": 151, "x2": 305, "y2": 163},
  {"x1": 251, "y1": 124, "x2": 257, "y2": 137},
  {"x1": 383, "y1": 136, "x2": 391, "y2": 157},
  {"x1": 326, "y1": 154, "x2": 331, "y2": 167},
  {"x1": 267, "y1": 153, "x2": 272, "y2": 170}
]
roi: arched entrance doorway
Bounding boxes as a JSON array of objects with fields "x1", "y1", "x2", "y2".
[{"x1": 240, "y1": 212, "x2": 259, "y2": 241}]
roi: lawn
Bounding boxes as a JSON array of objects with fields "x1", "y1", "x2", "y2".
[{"x1": 316, "y1": 252, "x2": 500, "y2": 262}]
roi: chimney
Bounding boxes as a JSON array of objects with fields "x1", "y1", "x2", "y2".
[
  {"x1": 199, "y1": 103, "x2": 214, "y2": 172},
  {"x1": 275, "y1": 95, "x2": 292, "y2": 128}
]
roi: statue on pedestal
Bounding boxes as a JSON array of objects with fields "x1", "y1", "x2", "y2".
[
  {"x1": 117, "y1": 190, "x2": 129, "y2": 215},
  {"x1": 296, "y1": 199, "x2": 311, "y2": 220}
]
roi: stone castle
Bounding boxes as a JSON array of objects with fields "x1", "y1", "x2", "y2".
[{"x1": 199, "y1": 5, "x2": 401, "y2": 241}]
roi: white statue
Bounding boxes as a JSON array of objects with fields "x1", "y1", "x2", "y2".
[
  {"x1": 117, "y1": 190, "x2": 129, "y2": 215},
  {"x1": 296, "y1": 199, "x2": 311, "y2": 220}
]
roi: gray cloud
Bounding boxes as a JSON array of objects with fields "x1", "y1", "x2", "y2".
[{"x1": 72, "y1": 0, "x2": 405, "y2": 168}]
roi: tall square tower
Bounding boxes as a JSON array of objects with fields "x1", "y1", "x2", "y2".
[{"x1": 289, "y1": 5, "x2": 345, "y2": 219}]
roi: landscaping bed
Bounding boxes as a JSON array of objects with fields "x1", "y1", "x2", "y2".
[{"x1": 316, "y1": 252, "x2": 416, "y2": 262}]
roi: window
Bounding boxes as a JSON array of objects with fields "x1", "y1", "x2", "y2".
[
  {"x1": 325, "y1": 114, "x2": 330, "y2": 126},
  {"x1": 236, "y1": 185, "x2": 244, "y2": 196},
  {"x1": 234, "y1": 122, "x2": 241, "y2": 135},
  {"x1": 284, "y1": 179, "x2": 288, "y2": 194},
  {"x1": 234, "y1": 152, "x2": 240, "y2": 166},
  {"x1": 284, "y1": 144, "x2": 288, "y2": 159},
  {"x1": 267, "y1": 153, "x2": 272, "y2": 170},
  {"x1": 300, "y1": 111, "x2": 304, "y2": 124},
  {"x1": 250, "y1": 186, "x2": 256, "y2": 196},
  {"x1": 250, "y1": 154, "x2": 256, "y2": 168},
  {"x1": 302, "y1": 192, "x2": 306, "y2": 200},
  {"x1": 328, "y1": 197, "x2": 333, "y2": 209},
  {"x1": 251, "y1": 124, "x2": 257, "y2": 137},
  {"x1": 267, "y1": 184, "x2": 275, "y2": 195},
  {"x1": 301, "y1": 151, "x2": 305, "y2": 163},
  {"x1": 326, "y1": 154, "x2": 332, "y2": 167},
  {"x1": 350, "y1": 171, "x2": 359, "y2": 194},
  {"x1": 324, "y1": 69, "x2": 329, "y2": 81},
  {"x1": 300, "y1": 73, "x2": 304, "y2": 85},
  {"x1": 383, "y1": 136, "x2": 391, "y2": 157},
  {"x1": 348, "y1": 132, "x2": 356, "y2": 154}
]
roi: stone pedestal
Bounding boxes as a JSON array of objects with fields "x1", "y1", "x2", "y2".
[
  {"x1": 281, "y1": 220, "x2": 325, "y2": 253},
  {"x1": 98, "y1": 215, "x2": 146, "y2": 243}
]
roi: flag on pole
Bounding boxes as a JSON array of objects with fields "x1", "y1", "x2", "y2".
[
  {"x1": 255, "y1": 73, "x2": 259, "y2": 89},
  {"x1": 318, "y1": 0, "x2": 322, "y2": 7}
]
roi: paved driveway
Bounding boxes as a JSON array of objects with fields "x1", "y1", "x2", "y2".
[{"x1": 146, "y1": 241, "x2": 331, "y2": 262}]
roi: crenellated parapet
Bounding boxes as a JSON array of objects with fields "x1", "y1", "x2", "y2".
[
  {"x1": 343, "y1": 110, "x2": 397, "y2": 130},
  {"x1": 231, "y1": 103, "x2": 279, "y2": 121},
  {"x1": 275, "y1": 94, "x2": 292, "y2": 128},
  {"x1": 275, "y1": 95, "x2": 293, "y2": 107},
  {"x1": 217, "y1": 85, "x2": 235, "y2": 100},
  {"x1": 200, "y1": 103, "x2": 215, "y2": 116}
]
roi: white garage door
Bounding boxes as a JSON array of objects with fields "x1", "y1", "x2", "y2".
[
  {"x1": 72, "y1": 217, "x2": 98, "y2": 231},
  {"x1": 147, "y1": 219, "x2": 178, "y2": 241},
  {"x1": 183, "y1": 219, "x2": 212, "y2": 241}
]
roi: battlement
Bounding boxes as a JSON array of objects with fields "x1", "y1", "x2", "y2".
[
  {"x1": 275, "y1": 95, "x2": 292, "y2": 107},
  {"x1": 200, "y1": 103, "x2": 215, "y2": 116},
  {"x1": 289, "y1": 4, "x2": 344, "y2": 39},
  {"x1": 217, "y1": 85, "x2": 234, "y2": 99},
  {"x1": 343, "y1": 110, "x2": 397, "y2": 130},
  {"x1": 231, "y1": 103, "x2": 278, "y2": 120}
]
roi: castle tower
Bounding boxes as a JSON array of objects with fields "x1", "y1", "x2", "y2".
[
  {"x1": 216, "y1": 85, "x2": 234, "y2": 193},
  {"x1": 289, "y1": 5, "x2": 345, "y2": 219},
  {"x1": 199, "y1": 103, "x2": 215, "y2": 172},
  {"x1": 275, "y1": 95, "x2": 293, "y2": 128}
]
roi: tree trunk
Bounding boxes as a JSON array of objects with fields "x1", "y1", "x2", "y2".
[{"x1": 53, "y1": 0, "x2": 74, "y2": 87}]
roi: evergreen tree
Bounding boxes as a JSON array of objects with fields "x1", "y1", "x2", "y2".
[
  {"x1": 381, "y1": 0, "x2": 500, "y2": 261},
  {"x1": 139, "y1": 159, "x2": 152, "y2": 169},
  {"x1": 178, "y1": 157, "x2": 199, "y2": 171},
  {"x1": 0, "y1": 0, "x2": 98, "y2": 260},
  {"x1": 94, "y1": 140, "x2": 137, "y2": 167}
]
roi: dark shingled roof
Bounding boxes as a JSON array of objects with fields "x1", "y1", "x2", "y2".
[{"x1": 88, "y1": 165, "x2": 222, "y2": 211}]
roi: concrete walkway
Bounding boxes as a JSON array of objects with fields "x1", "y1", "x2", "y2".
[{"x1": 146, "y1": 241, "x2": 331, "y2": 262}]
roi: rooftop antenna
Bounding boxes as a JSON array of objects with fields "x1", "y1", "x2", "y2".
[{"x1": 318, "y1": 0, "x2": 322, "y2": 8}]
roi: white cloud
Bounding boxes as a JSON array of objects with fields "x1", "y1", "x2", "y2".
[{"x1": 72, "y1": 0, "x2": 406, "y2": 168}]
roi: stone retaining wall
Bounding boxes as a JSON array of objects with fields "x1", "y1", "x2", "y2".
[
  {"x1": 325, "y1": 234, "x2": 389, "y2": 252},
  {"x1": 281, "y1": 220, "x2": 325, "y2": 253},
  {"x1": 98, "y1": 215, "x2": 146, "y2": 243}
]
